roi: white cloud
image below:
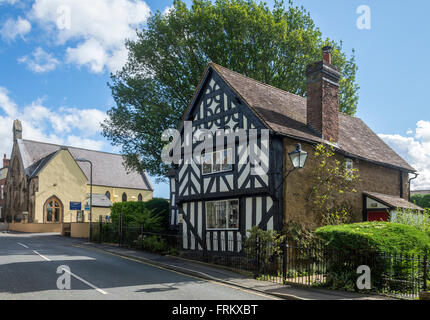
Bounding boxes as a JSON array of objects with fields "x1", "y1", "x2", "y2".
[
  {"x1": 30, "y1": 0, "x2": 151, "y2": 73},
  {"x1": 162, "y1": 5, "x2": 174, "y2": 17},
  {"x1": 0, "y1": 16, "x2": 31, "y2": 41},
  {"x1": 0, "y1": 87, "x2": 107, "y2": 158},
  {"x1": 18, "y1": 47, "x2": 59, "y2": 73},
  {"x1": 379, "y1": 121, "x2": 430, "y2": 190},
  {"x1": 65, "y1": 39, "x2": 107, "y2": 73},
  {"x1": 0, "y1": 87, "x2": 18, "y2": 117}
]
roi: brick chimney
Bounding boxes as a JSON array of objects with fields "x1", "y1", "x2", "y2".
[
  {"x1": 13, "y1": 119, "x2": 22, "y2": 141},
  {"x1": 306, "y1": 46, "x2": 341, "y2": 142},
  {"x1": 3, "y1": 154, "x2": 9, "y2": 168}
]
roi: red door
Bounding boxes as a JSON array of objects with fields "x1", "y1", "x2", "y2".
[{"x1": 368, "y1": 211, "x2": 389, "y2": 222}]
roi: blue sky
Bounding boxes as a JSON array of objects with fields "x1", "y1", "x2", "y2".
[{"x1": 1, "y1": 0, "x2": 430, "y2": 197}]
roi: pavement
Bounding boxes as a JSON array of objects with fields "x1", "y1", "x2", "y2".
[
  {"x1": 0, "y1": 232, "x2": 277, "y2": 300},
  {"x1": 75, "y1": 238, "x2": 394, "y2": 300}
]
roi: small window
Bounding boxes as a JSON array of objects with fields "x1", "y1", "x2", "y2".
[
  {"x1": 138, "y1": 194, "x2": 143, "y2": 202},
  {"x1": 201, "y1": 149, "x2": 233, "y2": 175},
  {"x1": 122, "y1": 193, "x2": 127, "y2": 202},
  {"x1": 206, "y1": 199, "x2": 239, "y2": 230},
  {"x1": 345, "y1": 158, "x2": 354, "y2": 180},
  {"x1": 105, "y1": 191, "x2": 111, "y2": 200}
]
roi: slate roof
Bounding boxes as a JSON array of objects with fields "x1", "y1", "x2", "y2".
[
  {"x1": 364, "y1": 192, "x2": 424, "y2": 211},
  {"x1": 17, "y1": 139, "x2": 153, "y2": 190},
  {"x1": 204, "y1": 63, "x2": 415, "y2": 172},
  {"x1": 86, "y1": 194, "x2": 113, "y2": 208}
]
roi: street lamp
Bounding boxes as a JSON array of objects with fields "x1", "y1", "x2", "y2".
[
  {"x1": 274, "y1": 144, "x2": 308, "y2": 194},
  {"x1": 76, "y1": 158, "x2": 93, "y2": 240},
  {"x1": 288, "y1": 143, "x2": 308, "y2": 169}
]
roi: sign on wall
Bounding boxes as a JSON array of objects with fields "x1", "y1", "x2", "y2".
[{"x1": 70, "y1": 202, "x2": 82, "y2": 211}]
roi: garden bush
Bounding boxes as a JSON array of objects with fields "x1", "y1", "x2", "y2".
[
  {"x1": 315, "y1": 222, "x2": 430, "y2": 292},
  {"x1": 110, "y1": 198, "x2": 169, "y2": 232},
  {"x1": 315, "y1": 222, "x2": 430, "y2": 255},
  {"x1": 391, "y1": 208, "x2": 430, "y2": 235}
]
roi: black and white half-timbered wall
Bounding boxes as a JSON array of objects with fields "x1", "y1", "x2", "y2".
[{"x1": 168, "y1": 63, "x2": 284, "y2": 252}]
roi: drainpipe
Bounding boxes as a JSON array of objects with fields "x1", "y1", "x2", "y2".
[{"x1": 408, "y1": 173, "x2": 419, "y2": 202}]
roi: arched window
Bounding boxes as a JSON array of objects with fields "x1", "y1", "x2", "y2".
[
  {"x1": 122, "y1": 192, "x2": 127, "y2": 202},
  {"x1": 105, "y1": 191, "x2": 111, "y2": 201},
  {"x1": 44, "y1": 197, "x2": 62, "y2": 223},
  {"x1": 138, "y1": 194, "x2": 143, "y2": 202}
]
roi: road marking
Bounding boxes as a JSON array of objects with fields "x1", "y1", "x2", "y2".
[
  {"x1": 17, "y1": 242, "x2": 29, "y2": 248},
  {"x1": 58, "y1": 266, "x2": 108, "y2": 295},
  {"x1": 32, "y1": 250, "x2": 51, "y2": 261},
  {"x1": 73, "y1": 244, "x2": 279, "y2": 300}
]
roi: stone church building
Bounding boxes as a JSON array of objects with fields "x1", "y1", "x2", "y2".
[{"x1": 4, "y1": 120, "x2": 153, "y2": 224}]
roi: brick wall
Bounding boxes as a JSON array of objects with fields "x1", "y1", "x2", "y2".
[{"x1": 282, "y1": 137, "x2": 408, "y2": 230}]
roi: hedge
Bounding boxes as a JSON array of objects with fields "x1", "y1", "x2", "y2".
[
  {"x1": 110, "y1": 198, "x2": 169, "y2": 232},
  {"x1": 315, "y1": 222, "x2": 430, "y2": 292},
  {"x1": 315, "y1": 222, "x2": 430, "y2": 255}
]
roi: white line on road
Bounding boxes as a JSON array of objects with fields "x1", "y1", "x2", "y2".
[
  {"x1": 32, "y1": 250, "x2": 51, "y2": 261},
  {"x1": 59, "y1": 266, "x2": 108, "y2": 295},
  {"x1": 17, "y1": 242, "x2": 29, "y2": 248}
]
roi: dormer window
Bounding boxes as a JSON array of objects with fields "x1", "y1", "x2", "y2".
[{"x1": 202, "y1": 149, "x2": 233, "y2": 175}]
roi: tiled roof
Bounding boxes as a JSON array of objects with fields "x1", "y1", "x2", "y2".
[
  {"x1": 364, "y1": 192, "x2": 424, "y2": 211},
  {"x1": 17, "y1": 139, "x2": 153, "y2": 190},
  {"x1": 209, "y1": 63, "x2": 415, "y2": 172},
  {"x1": 86, "y1": 194, "x2": 113, "y2": 208}
]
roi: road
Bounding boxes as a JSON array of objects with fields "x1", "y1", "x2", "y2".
[{"x1": 0, "y1": 232, "x2": 275, "y2": 300}]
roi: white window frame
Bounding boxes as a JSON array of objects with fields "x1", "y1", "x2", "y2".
[
  {"x1": 205, "y1": 199, "x2": 239, "y2": 231},
  {"x1": 201, "y1": 148, "x2": 233, "y2": 176},
  {"x1": 1, "y1": 185, "x2": 3, "y2": 200}
]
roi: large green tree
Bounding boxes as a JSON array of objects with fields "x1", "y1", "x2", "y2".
[{"x1": 102, "y1": 0, "x2": 359, "y2": 179}]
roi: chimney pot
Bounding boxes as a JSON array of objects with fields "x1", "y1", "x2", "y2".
[{"x1": 322, "y1": 46, "x2": 332, "y2": 64}]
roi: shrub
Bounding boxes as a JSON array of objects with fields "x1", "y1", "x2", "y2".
[
  {"x1": 391, "y1": 208, "x2": 430, "y2": 235},
  {"x1": 110, "y1": 199, "x2": 169, "y2": 232},
  {"x1": 144, "y1": 198, "x2": 170, "y2": 231},
  {"x1": 315, "y1": 222, "x2": 430, "y2": 255},
  {"x1": 315, "y1": 222, "x2": 430, "y2": 292}
]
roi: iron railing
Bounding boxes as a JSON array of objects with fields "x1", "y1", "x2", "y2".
[{"x1": 90, "y1": 217, "x2": 429, "y2": 299}]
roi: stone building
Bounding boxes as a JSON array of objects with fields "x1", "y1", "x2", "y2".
[
  {"x1": 4, "y1": 120, "x2": 153, "y2": 224},
  {"x1": 168, "y1": 47, "x2": 421, "y2": 251},
  {"x1": 0, "y1": 154, "x2": 10, "y2": 222}
]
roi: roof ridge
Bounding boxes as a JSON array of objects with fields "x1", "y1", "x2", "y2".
[
  {"x1": 21, "y1": 139, "x2": 123, "y2": 157},
  {"x1": 210, "y1": 62, "x2": 306, "y2": 102}
]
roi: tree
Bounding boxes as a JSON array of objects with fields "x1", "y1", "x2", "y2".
[
  {"x1": 411, "y1": 193, "x2": 430, "y2": 209},
  {"x1": 103, "y1": 0, "x2": 359, "y2": 179},
  {"x1": 309, "y1": 142, "x2": 360, "y2": 226}
]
